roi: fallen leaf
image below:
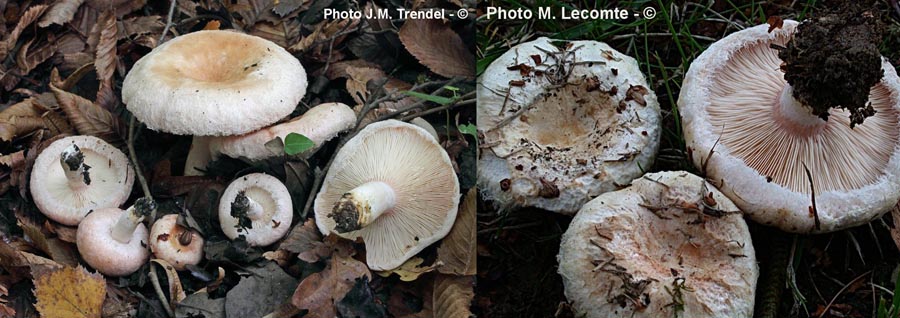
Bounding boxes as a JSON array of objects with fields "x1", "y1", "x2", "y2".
[
  {"x1": 16, "y1": 214, "x2": 78, "y2": 266},
  {"x1": 292, "y1": 255, "x2": 371, "y2": 318},
  {"x1": 290, "y1": 19, "x2": 357, "y2": 53},
  {"x1": 0, "y1": 283, "x2": 14, "y2": 317},
  {"x1": 51, "y1": 85, "x2": 125, "y2": 146},
  {"x1": 117, "y1": 16, "x2": 163, "y2": 40},
  {"x1": 335, "y1": 276, "x2": 388, "y2": 318},
  {"x1": 16, "y1": 38, "x2": 57, "y2": 75},
  {"x1": 433, "y1": 274, "x2": 474, "y2": 318},
  {"x1": 767, "y1": 16, "x2": 784, "y2": 33},
  {"x1": 273, "y1": 0, "x2": 307, "y2": 17},
  {"x1": 38, "y1": 0, "x2": 84, "y2": 27},
  {"x1": 151, "y1": 259, "x2": 187, "y2": 309},
  {"x1": 437, "y1": 187, "x2": 476, "y2": 275},
  {"x1": 0, "y1": 5, "x2": 49, "y2": 61},
  {"x1": 376, "y1": 257, "x2": 441, "y2": 282},
  {"x1": 399, "y1": 19, "x2": 474, "y2": 78},
  {"x1": 175, "y1": 291, "x2": 224, "y2": 318},
  {"x1": 275, "y1": 218, "x2": 326, "y2": 262},
  {"x1": 33, "y1": 266, "x2": 106, "y2": 318},
  {"x1": 0, "y1": 98, "x2": 48, "y2": 142},
  {"x1": 93, "y1": 10, "x2": 118, "y2": 110},
  {"x1": 0, "y1": 151, "x2": 25, "y2": 168},
  {"x1": 224, "y1": 262, "x2": 297, "y2": 318}
]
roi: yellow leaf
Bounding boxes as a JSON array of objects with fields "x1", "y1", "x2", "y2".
[
  {"x1": 33, "y1": 266, "x2": 106, "y2": 318},
  {"x1": 376, "y1": 257, "x2": 440, "y2": 282}
]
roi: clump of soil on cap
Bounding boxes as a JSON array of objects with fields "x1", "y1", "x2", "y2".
[{"x1": 777, "y1": 0, "x2": 885, "y2": 127}]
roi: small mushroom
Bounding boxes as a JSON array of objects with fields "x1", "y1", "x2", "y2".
[
  {"x1": 30, "y1": 136, "x2": 134, "y2": 225},
  {"x1": 149, "y1": 214, "x2": 204, "y2": 270},
  {"x1": 218, "y1": 173, "x2": 292, "y2": 246},
  {"x1": 121, "y1": 30, "x2": 308, "y2": 176},
  {"x1": 678, "y1": 14, "x2": 900, "y2": 232},
  {"x1": 76, "y1": 197, "x2": 155, "y2": 276},
  {"x1": 558, "y1": 171, "x2": 758, "y2": 318},
  {"x1": 478, "y1": 38, "x2": 661, "y2": 214},
  {"x1": 314, "y1": 120, "x2": 460, "y2": 271}
]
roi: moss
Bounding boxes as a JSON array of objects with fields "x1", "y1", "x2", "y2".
[{"x1": 777, "y1": 0, "x2": 885, "y2": 127}]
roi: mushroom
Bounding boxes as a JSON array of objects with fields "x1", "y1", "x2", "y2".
[
  {"x1": 409, "y1": 117, "x2": 439, "y2": 141},
  {"x1": 76, "y1": 197, "x2": 155, "y2": 276},
  {"x1": 30, "y1": 136, "x2": 134, "y2": 226},
  {"x1": 120, "y1": 30, "x2": 308, "y2": 175},
  {"x1": 218, "y1": 173, "x2": 292, "y2": 247},
  {"x1": 150, "y1": 214, "x2": 204, "y2": 270},
  {"x1": 313, "y1": 120, "x2": 460, "y2": 271},
  {"x1": 206, "y1": 102, "x2": 357, "y2": 162},
  {"x1": 477, "y1": 37, "x2": 661, "y2": 214},
  {"x1": 557, "y1": 171, "x2": 758, "y2": 318},
  {"x1": 678, "y1": 11, "x2": 900, "y2": 232}
]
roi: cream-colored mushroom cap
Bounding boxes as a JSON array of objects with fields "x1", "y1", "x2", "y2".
[
  {"x1": 150, "y1": 214, "x2": 204, "y2": 270},
  {"x1": 77, "y1": 208, "x2": 150, "y2": 276},
  {"x1": 210, "y1": 102, "x2": 356, "y2": 161},
  {"x1": 219, "y1": 173, "x2": 292, "y2": 246},
  {"x1": 478, "y1": 37, "x2": 661, "y2": 214},
  {"x1": 558, "y1": 171, "x2": 758, "y2": 318},
  {"x1": 314, "y1": 120, "x2": 460, "y2": 271},
  {"x1": 678, "y1": 20, "x2": 900, "y2": 233},
  {"x1": 30, "y1": 136, "x2": 134, "y2": 226},
  {"x1": 122, "y1": 30, "x2": 308, "y2": 136}
]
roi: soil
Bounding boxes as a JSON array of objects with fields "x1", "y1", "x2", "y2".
[{"x1": 778, "y1": 0, "x2": 885, "y2": 127}]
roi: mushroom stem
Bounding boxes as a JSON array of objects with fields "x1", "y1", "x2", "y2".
[
  {"x1": 111, "y1": 197, "x2": 156, "y2": 244},
  {"x1": 329, "y1": 181, "x2": 396, "y2": 233},
  {"x1": 60, "y1": 144, "x2": 91, "y2": 188},
  {"x1": 774, "y1": 85, "x2": 827, "y2": 128},
  {"x1": 184, "y1": 136, "x2": 215, "y2": 176}
]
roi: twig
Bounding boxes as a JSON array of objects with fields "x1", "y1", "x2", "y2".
[
  {"x1": 802, "y1": 163, "x2": 820, "y2": 231},
  {"x1": 818, "y1": 270, "x2": 872, "y2": 318}
]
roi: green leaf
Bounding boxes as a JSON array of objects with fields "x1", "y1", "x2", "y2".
[
  {"x1": 458, "y1": 123, "x2": 476, "y2": 138},
  {"x1": 402, "y1": 90, "x2": 454, "y2": 105},
  {"x1": 284, "y1": 133, "x2": 315, "y2": 155}
]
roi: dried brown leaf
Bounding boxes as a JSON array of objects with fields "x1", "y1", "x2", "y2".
[
  {"x1": 16, "y1": 39, "x2": 57, "y2": 74},
  {"x1": 276, "y1": 218, "x2": 326, "y2": 262},
  {"x1": 290, "y1": 19, "x2": 357, "y2": 53},
  {"x1": 399, "y1": 19, "x2": 474, "y2": 78},
  {"x1": 117, "y1": 16, "x2": 163, "y2": 40},
  {"x1": 0, "y1": 151, "x2": 24, "y2": 168},
  {"x1": 38, "y1": 0, "x2": 84, "y2": 27},
  {"x1": 433, "y1": 274, "x2": 474, "y2": 318},
  {"x1": 437, "y1": 188, "x2": 476, "y2": 275},
  {"x1": 16, "y1": 214, "x2": 78, "y2": 266},
  {"x1": 51, "y1": 85, "x2": 124, "y2": 146},
  {"x1": 292, "y1": 255, "x2": 371, "y2": 318},
  {"x1": 151, "y1": 259, "x2": 186, "y2": 309},
  {"x1": 273, "y1": 0, "x2": 307, "y2": 17},
  {"x1": 0, "y1": 98, "x2": 46, "y2": 142},
  {"x1": 94, "y1": 10, "x2": 118, "y2": 110},
  {"x1": 34, "y1": 266, "x2": 106, "y2": 318},
  {"x1": 0, "y1": 283, "x2": 14, "y2": 317},
  {"x1": 0, "y1": 5, "x2": 49, "y2": 61}
]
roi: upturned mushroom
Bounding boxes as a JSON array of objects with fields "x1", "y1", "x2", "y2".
[
  {"x1": 30, "y1": 136, "x2": 134, "y2": 225},
  {"x1": 121, "y1": 30, "x2": 308, "y2": 176},
  {"x1": 219, "y1": 173, "x2": 292, "y2": 247},
  {"x1": 150, "y1": 214, "x2": 204, "y2": 270},
  {"x1": 77, "y1": 197, "x2": 155, "y2": 276},
  {"x1": 558, "y1": 171, "x2": 758, "y2": 318},
  {"x1": 478, "y1": 37, "x2": 661, "y2": 214},
  {"x1": 678, "y1": 5, "x2": 900, "y2": 232},
  {"x1": 314, "y1": 120, "x2": 460, "y2": 271}
]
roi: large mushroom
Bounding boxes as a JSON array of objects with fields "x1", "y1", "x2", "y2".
[
  {"x1": 478, "y1": 37, "x2": 661, "y2": 214},
  {"x1": 219, "y1": 173, "x2": 293, "y2": 247},
  {"x1": 558, "y1": 171, "x2": 758, "y2": 318},
  {"x1": 121, "y1": 30, "x2": 309, "y2": 176},
  {"x1": 678, "y1": 5, "x2": 900, "y2": 232},
  {"x1": 30, "y1": 136, "x2": 134, "y2": 226},
  {"x1": 314, "y1": 120, "x2": 460, "y2": 271},
  {"x1": 77, "y1": 197, "x2": 155, "y2": 276}
]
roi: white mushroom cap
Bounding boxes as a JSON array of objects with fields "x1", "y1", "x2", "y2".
[
  {"x1": 122, "y1": 30, "x2": 308, "y2": 136},
  {"x1": 313, "y1": 120, "x2": 460, "y2": 271},
  {"x1": 210, "y1": 102, "x2": 357, "y2": 161},
  {"x1": 77, "y1": 204, "x2": 151, "y2": 277},
  {"x1": 679, "y1": 20, "x2": 900, "y2": 232},
  {"x1": 30, "y1": 136, "x2": 134, "y2": 226},
  {"x1": 218, "y1": 173, "x2": 293, "y2": 246},
  {"x1": 409, "y1": 117, "x2": 439, "y2": 141},
  {"x1": 558, "y1": 171, "x2": 758, "y2": 318},
  {"x1": 477, "y1": 37, "x2": 661, "y2": 214},
  {"x1": 150, "y1": 214, "x2": 204, "y2": 270}
]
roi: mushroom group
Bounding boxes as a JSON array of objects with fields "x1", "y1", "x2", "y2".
[{"x1": 478, "y1": 37, "x2": 661, "y2": 214}]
